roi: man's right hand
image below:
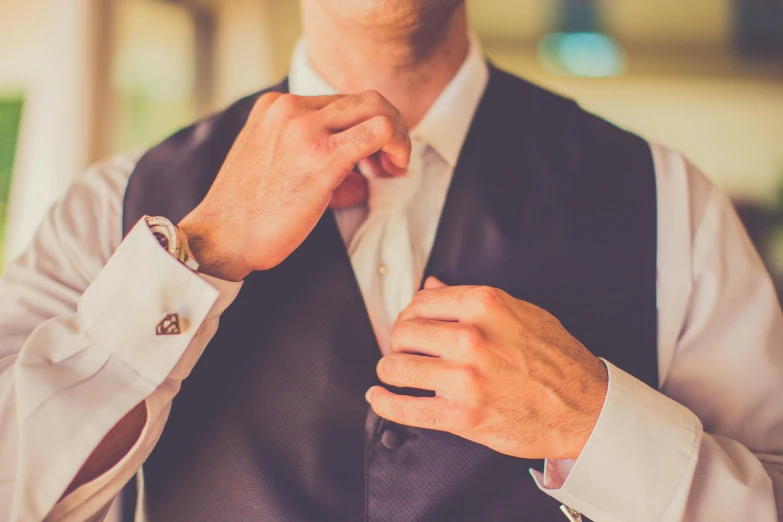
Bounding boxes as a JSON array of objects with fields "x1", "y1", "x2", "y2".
[{"x1": 179, "y1": 90, "x2": 411, "y2": 281}]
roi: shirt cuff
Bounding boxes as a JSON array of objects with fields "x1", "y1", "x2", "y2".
[
  {"x1": 43, "y1": 219, "x2": 242, "y2": 520},
  {"x1": 80, "y1": 218, "x2": 233, "y2": 385},
  {"x1": 531, "y1": 359, "x2": 703, "y2": 521}
]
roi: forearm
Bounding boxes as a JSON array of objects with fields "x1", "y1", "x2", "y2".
[{"x1": 0, "y1": 220, "x2": 241, "y2": 521}]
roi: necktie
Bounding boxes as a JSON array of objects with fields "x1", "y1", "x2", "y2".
[{"x1": 349, "y1": 139, "x2": 426, "y2": 352}]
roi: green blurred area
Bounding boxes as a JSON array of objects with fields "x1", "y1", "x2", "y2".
[
  {"x1": 0, "y1": 97, "x2": 24, "y2": 271},
  {"x1": 114, "y1": 89, "x2": 196, "y2": 154}
]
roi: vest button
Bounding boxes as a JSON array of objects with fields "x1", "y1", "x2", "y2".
[{"x1": 380, "y1": 427, "x2": 404, "y2": 450}]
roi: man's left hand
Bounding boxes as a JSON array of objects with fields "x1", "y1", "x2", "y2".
[{"x1": 366, "y1": 277, "x2": 609, "y2": 461}]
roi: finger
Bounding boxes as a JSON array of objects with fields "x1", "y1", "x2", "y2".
[
  {"x1": 298, "y1": 94, "x2": 347, "y2": 107},
  {"x1": 281, "y1": 94, "x2": 346, "y2": 111},
  {"x1": 390, "y1": 318, "x2": 469, "y2": 358},
  {"x1": 357, "y1": 154, "x2": 397, "y2": 179},
  {"x1": 399, "y1": 285, "x2": 508, "y2": 323},
  {"x1": 379, "y1": 152, "x2": 407, "y2": 176},
  {"x1": 258, "y1": 94, "x2": 346, "y2": 123},
  {"x1": 376, "y1": 353, "x2": 452, "y2": 390},
  {"x1": 398, "y1": 286, "x2": 478, "y2": 322},
  {"x1": 331, "y1": 115, "x2": 411, "y2": 171},
  {"x1": 424, "y1": 276, "x2": 449, "y2": 290},
  {"x1": 366, "y1": 386, "x2": 449, "y2": 431},
  {"x1": 329, "y1": 170, "x2": 368, "y2": 208},
  {"x1": 321, "y1": 90, "x2": 403, "y2": 133},
  {"x1": 251, "y1": 91, "x2": 285, "y2": 114}
]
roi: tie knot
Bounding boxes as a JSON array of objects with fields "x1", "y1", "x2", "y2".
[{"x1": 365, "y1": 139, "x2": 426, "y2": 215}]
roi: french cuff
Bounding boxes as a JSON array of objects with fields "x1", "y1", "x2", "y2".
[
  {"x1": 530, "y1": 359, "x2": 703, "y2": 522},
  {"x1": 79, "y1": 218, "x2": 240, "y2": 386},
  {"x1": 30, "y1": 219, "x2": 242, "y2": 521}
]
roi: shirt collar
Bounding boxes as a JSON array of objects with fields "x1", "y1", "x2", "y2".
[{"x1": 288, "y1": 34, "x2": 489, "y2": 168}]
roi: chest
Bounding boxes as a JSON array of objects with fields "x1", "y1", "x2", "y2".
[{"x1": 123, "y1": 68, "x2": 659, "y2": 521}]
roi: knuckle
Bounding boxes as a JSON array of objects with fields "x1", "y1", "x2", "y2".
[
  {"x1": 378, "y1": 356, "x2": 397, "y2": 379},
  {"x1": 411, "y1": 291, "x2": 427, "y2": 307},
  {"x1": 361, "y1": 89, "x2": 385, "y2": 106},
  {"x1": 456, "y1": 325, "x2": 484, "y2": 351},
  {"x1": 470, "y1": 286, "x2": 501, "y2": 313},
  {"x1": 454, "y1": 366, "x2": 481, "y2": 395},
  {"x1": 390, "y1": 400, "x2": 406, "y2": 422},
  {"x1": 408, "y1": 359, "x2": 430, "y2": 384},
  {"x1": 254, "y1": 91, "x2": 281, "y2": 111},
  {"x1": 372, "y1": 116, "x2": 395, "y2": 139},
  {"x1": 378, "y1": 354, "x2": 428, "y2": 385},
  {"x1": 413, "y1": 404, "x2": 439, "y2": 428},
  {"x1": 287, "y1": 120, "x2": 328, "y2": 159},
  {"x1": 390, "y1": 320, "x2": 413, "y2": 348},
  {"x1": 285, "y1": 115, "x2": 310, "y2": 138},
  {"x1": 305, "y1": 133, "x2": 330, "y2": 159},
  {"x1": 339, "y1": 92, "x2": 365, "y2": 109},
  {"x1": 403, "y1": 294, "x2": 427, "y2": 320},
  {"x1": 397, "y1": 356, "x2": 428, "y2": 385},
  {"x1": 271, "y1": 93, "x2": 300, "y2": 116},
  {"x1": 453, "y1": 404, "x2": 483, "y2": 429},
  {"x1": 362, "y1": 90, "x2": 401, "y2": 119},
  {"x1": 388, "y1": 328, "x2": 402, "y2": 351},
  {"x1": 351, "y1": 123, "x2": 376, "y2": 148}
]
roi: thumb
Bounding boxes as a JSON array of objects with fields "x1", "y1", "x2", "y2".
[
  {"x1": 379, "y1": 151, "x2": 407, "y2": 177},
  {"x1": 424, "y1": 276, "x2": 449, "y2": 290}
]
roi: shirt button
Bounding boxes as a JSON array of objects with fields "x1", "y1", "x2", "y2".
[
  {"x1": 380, "y1": 427, "x2": 405, "y2": 450},
  {"x1": 377, "y1": 264, "x2": 389, "y2": 276}
]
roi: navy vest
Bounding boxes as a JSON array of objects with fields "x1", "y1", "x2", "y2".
[{"x1": 122, "y1": 65, "x2": 658, "y2": 521}]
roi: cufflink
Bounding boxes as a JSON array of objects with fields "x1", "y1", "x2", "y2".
[
  {"x1": 560, "y1": 505, "x2": 582, "y2": 522},
  {"x1": 156, "y1": 313, "x2": 181, "y2": 335}
]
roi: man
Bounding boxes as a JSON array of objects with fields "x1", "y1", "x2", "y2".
[{"x1": 1, "y1": 0, "x2": 781, "y2": 521}]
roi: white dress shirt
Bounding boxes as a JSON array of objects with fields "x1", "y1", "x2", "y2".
[{"x1": 1, "y1": 36, "x2": 782, "y2": 522}]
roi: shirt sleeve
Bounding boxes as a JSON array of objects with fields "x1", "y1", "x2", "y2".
[
  {"x1": 0, "y1": 155, "x2": 243, "y2": 522},
  {"x1": 530, "y1": 146, "x2": 783, "y2": 521}
]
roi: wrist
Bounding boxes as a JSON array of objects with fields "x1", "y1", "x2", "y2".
[
  {"x1": 178, "y1": 212, "x2": 248, "y2": 282},
  {"x1": 146, "y1": 216, "x2": 199, "y2": 272},
  {"x1": 568, "y1": 360, "x2": 608, "y2": 459}
]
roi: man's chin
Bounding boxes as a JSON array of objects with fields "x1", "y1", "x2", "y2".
[{"x1": 312, "y1": 0, "x2": 465, "y2": 30}]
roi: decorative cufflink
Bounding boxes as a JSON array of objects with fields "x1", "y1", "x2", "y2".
[
  {"x1": 156, "y1": 313, "x2": 181, "y2": 335},
  {"x1": 560, "y1": 505, "x2": 582, "y2": 522}
]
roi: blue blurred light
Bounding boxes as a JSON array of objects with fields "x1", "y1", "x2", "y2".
[{"x1": 538, "y1": 32, "x2": 626, "y2": 78}]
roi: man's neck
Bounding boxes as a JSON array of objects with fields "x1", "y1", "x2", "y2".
[{"x1": 301, "y1": 1, "x2": 470, "y2": 129}]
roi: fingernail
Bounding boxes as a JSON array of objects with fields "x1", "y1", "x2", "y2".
[{"x1": 365, "y1": 388, "x2": 373, "y2": 403}]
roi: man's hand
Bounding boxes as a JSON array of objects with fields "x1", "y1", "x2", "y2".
[
  {"x1": 179, "y1": 91, "x2": 411, "y2": 281},
  {"x1": 366, "y1": 278, "x2": 609, "y2": 461}
]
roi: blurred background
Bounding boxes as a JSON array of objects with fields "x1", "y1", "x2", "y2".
[{"x1": 0, "y1": 0, "x2": 782, "y2": 291}]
